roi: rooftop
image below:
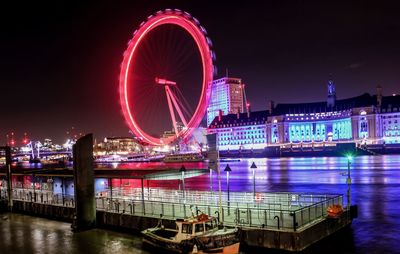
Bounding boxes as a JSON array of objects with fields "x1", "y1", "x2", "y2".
[{"x1": 208, "y1": 92, "x2": 400, "y2": 126}]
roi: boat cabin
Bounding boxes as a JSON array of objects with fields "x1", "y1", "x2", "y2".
[{"x1": 174, "y1": 215, "x2": 218, "y2": 241}]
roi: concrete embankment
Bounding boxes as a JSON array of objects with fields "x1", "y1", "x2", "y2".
[
  {"x1": 241, "y1": 210, "x2": 352, "y2": 251},
  {"x1": 96, "y1": 210, "x2": 176, "y2": 232},
  {"x1": 10, "y1": 200, "x2": 75, "y2": 221}
]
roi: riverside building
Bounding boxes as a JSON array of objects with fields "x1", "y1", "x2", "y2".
[
  {"x1": 208, "y1": 80, "x2": 400, "y2": 151},
  {"x1": 206, "y1": 77, "x2": 247, "y2": 126}
]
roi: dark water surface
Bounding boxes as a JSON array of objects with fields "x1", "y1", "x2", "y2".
[
  {"x1": 2, "y1": 155, "x2": 400, "y2": 253},
  {"x1": 0, "y1": 213, "x2": 148, "y2": 254}
]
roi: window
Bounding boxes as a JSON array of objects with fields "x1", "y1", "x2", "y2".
[
  {"x1": 182, "y1": 224, "x2": 192, "y2": 234},
  {"x1": 195, "y1": 223, "x2": 204, "y2": 233}
]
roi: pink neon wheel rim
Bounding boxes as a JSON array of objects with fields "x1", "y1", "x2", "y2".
[{"x1": 119, "y1": 10, "x2": 215, "y2": 145}]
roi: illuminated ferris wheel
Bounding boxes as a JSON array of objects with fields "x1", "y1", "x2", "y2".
[{"x1": 119, "y1": 9, "x2": 216, "y2": 146}]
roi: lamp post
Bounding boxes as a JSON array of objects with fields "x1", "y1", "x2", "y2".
[
  {"x1": 346, "y1": 155, "x2": 352, "y2": 209},
  {"x1": 224, "y1": 164, "x2": 232, "y2": 213},
  {"x1": 180, "y1": 165, "x2": 186, "y2": 201},
  {"x1": 250, "y1": 162, "x2": 257, "y2": 201},
  {"x1": 209, "y1": 167, "x2": 213, "y2": 192}
]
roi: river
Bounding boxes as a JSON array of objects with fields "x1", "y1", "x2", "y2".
[{"x1": 1, "y1": 155, "x2": 399, "y2": 253}]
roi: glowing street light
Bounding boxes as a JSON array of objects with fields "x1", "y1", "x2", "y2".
[
  {"x1": 224, "y1": 164, "x2": 232, "y2": 211},
  {"x1": 250, "y1": 162, "x2": 257, "y2": 201},
  {"x1": 346, "y1": 154, "x2": 353, "y2": 208},
  {"x1": 209, "y1": 167, "x2": 213, "y2": 192}
]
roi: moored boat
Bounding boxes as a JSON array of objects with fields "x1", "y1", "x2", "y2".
[
  {"x1": 163, "y1": 152, "x2": 205, "y2": 163},
  {"x1": 142, "y1": 213, "x2": 240, "y2": 253}
]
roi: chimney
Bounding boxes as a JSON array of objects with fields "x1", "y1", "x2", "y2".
[
  {"x1": 327, "y1": 79, "x2": 336, "y2": 108},
  {"x1": 246, "y1": 103, "x2": 251, "y2": 118},
  {"x1": 376, "y1": 85, "x2": 383, "y2": 109},
  {"x1": 267, "y1": 100, "x2": 275, "y2": 114},
  {"x1": 218, "y1": 109, "x2": 223, "y2": 122}
]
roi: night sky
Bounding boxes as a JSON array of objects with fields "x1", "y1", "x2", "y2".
[{"x1": 2, "y1": 1, "x2": 400, "y2": 144}]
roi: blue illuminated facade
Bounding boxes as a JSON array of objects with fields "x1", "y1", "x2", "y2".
[
  {"x1": 207, "y1": 77, "x2": 245, "y2": 126},
  {"x1": 287, "y1": 119, "x2": 352, "y2": 142},
  {"x1": 208, "y1": 111, "x2": 267, "y2": 150},
  {"x1": 208, "y1": 81, "x2": 400, "y2": 150}
]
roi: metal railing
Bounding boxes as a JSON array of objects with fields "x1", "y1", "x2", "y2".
[
  {"x1": 1, "y1": 182, "x2": 343, "y2": 231},
  {"x1": 95, "y1": 190, "x2": 343, "y2": 231},
  {"x1": 0, "y1": 187, "x2": 7, "y2": 200},
  {"x1": 11, "y1": 188, "x2": 75, "y2": 207}
]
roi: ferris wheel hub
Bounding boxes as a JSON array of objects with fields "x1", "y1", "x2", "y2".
[{"x1": 155, "y1": 77, "x2": 177, "y2": 86}]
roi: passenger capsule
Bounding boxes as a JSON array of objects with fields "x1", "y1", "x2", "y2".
[
  {"x1": 206, "y1": 37, "x2": 213, "y2": 47},
  {"x1": 192, "y1": 17, "x2": 200, "y2": 25},
  {"x1": 200, "y1": 26, "x2": 207, "y2": 34}
]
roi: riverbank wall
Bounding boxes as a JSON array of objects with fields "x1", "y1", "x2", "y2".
[{"x1": 219, "y1": 143, "x2": 400, "y2": 158}]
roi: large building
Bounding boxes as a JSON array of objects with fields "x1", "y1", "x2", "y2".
[
  {"x1": 94, "y1": 137, "x2": 143, "y2": 155},
  {"x1": 208, "y1": 80, "x2": 400, "y2": 151},
  {"x1": 207, "y1": 77, "x2": 246, "y2": 126}
]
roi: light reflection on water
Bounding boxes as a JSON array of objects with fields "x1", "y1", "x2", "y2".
[
  {"x1": 4, "y1": 155, "x2": 400, "y2": 253},
  {"x1": 0, "y1": 213, "x2": 147, "y2": 254},
  {"x1": 153, "y1": 155, "x2": 400, "y2": 253}
]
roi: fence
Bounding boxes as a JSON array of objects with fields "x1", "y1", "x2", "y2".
[
  {"x1": 10, "y1": 188, "x2": 75, "y2": 207},
  {"x1": 1, "y1": 182, "x2": 342, "y2": 231},
  {"x1": 95, "y1": 190, "x2": 343, "y2": 231}
]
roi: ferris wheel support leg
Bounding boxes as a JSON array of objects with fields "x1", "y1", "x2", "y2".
[
  {"x1": 167, "y1": 88, "x2": 188, "y2": 127},
  {"x1": 165, "y1": 86, "x2": 179, "y2": 136}
]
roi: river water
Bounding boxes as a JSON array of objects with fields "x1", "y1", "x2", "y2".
[{"x1": 1, "y1": 155, "x2": 400, "y2": 253}]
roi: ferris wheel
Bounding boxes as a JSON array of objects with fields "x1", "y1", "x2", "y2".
[{"x1": 119, "y1": 9, "x2": 216, "y2": 146}]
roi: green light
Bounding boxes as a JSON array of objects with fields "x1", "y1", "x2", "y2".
[{"x1": 347, "y1": 155, "x2": 353, "y2": 162}]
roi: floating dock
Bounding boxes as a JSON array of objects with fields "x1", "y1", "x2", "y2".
[{"x1": 0, "y1": 186, "x2": 355, "y2": 252}]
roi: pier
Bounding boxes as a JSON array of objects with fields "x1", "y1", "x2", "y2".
[{"x1": 0, "y1": 167, "x2": 353, "y2": 251}]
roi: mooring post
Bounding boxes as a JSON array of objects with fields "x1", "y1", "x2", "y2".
[
  {"x1": 141, "y1": 178, "x2": 145, "y2": 214},
  {"x1": 5, "y1": 146, "x2": 13, "y2": 211},
  {"x1": 290, "y1": 212, "x2": 297, "y2": 231},
  {"x1": 72, "y1": 134, "x2": 96, "y2": 231},
  {"x1": 274, "y1": 215, "x2": 280, "y2": 230},
  {"x1": 61, "y1": 177, "x2": 65, "y2": 206},
  {"x1": 109, "y1": 178, "x2": 113, "y2": 203}
]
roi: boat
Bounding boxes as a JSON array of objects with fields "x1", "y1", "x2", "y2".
[
  {"x1": 219, "y1": 158, "x2": 241, "y2": 162},
  {"x1": 29, "y1": 157, "x2": 41, "y2": 164},
  {"x1": 95, "y1": 154, "x2": 165, "y2": 163},
  {"x1": 163, "y1": 153, "x2": 205, "y2": 163},
  {"x1": 142, "y1": 213, "x2": 240, "y2": 254}
]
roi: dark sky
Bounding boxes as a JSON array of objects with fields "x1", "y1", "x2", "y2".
[{"x1": 2, "y1": 1, "x2": 400, "y2": 144}]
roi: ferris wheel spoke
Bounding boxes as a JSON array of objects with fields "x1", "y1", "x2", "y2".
[
  {"x1": 169, "y1": 46, "x2": 197, "y2": 78},
  {"x1": 136, "y1": 36, "x2": 159, "y2": 76},
  {"x1": 170, "y1": 86, "x2": 193, "y2": 118}
]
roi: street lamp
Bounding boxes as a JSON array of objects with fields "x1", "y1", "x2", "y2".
[
  {"x1": 224, "y1": 164, "x2": 232, "y2": 210},
  {"x1": 346, "y1": 155, "x2": 353, "y2": 209},
  {"x1": 180, "y1": 165, "x2": 186, "y2": 201},
  {"x1": 250, "y1": 162, "x2": 257, "y2": 200},
  {"x1": 209, "y1": 167, "x2": 213, "y2": 192}
]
